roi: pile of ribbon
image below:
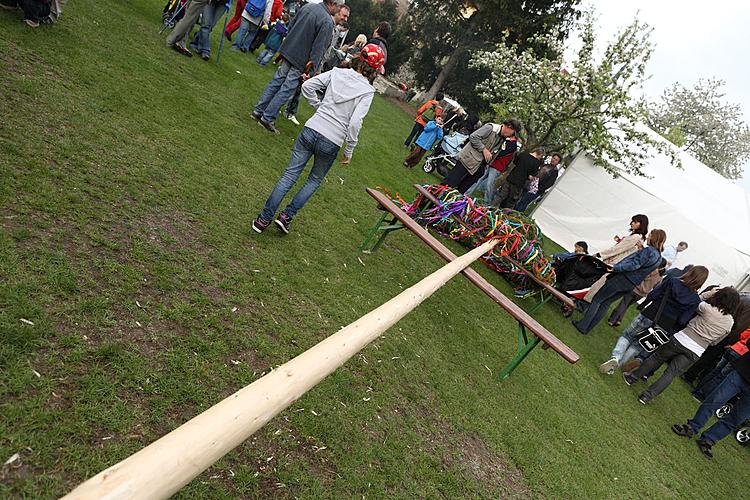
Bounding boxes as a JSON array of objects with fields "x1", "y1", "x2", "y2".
[{"x1": 398, "y1": 184, "x2": 555, "y2": 297}]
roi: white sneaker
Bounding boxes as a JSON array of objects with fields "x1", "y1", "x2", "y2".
[
  {"x1": 287, "y1": 114, "x2": 300, "y2": 125},
  {"x1": 599, "y1": 358, "x2": 618, "y2": 375}
]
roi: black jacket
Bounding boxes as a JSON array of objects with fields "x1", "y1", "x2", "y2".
[
  {"x1": 507, "y1": 152, "x2": 542, "y2": 187},
  {"x1": 730, "y1": 337, "x2": 750, "y2": 384},
  {"x1": 538, "y1": 167, "x2": 559, "y2": 193}
]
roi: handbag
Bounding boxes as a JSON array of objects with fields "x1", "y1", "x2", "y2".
[{"x1": 637, "y1": 279, "x2": 672, "y2": 353}]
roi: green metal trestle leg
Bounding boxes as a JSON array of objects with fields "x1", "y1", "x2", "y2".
[
  {"x1": 499, "y1": 324, "x2": 541, "y2": 379},
  {"x1": 359, "y1": 212, "x2": 406, "y2": 253}
]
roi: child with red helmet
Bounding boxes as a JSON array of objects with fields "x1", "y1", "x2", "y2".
[{"x1": 252, "y1": 44, "x2": 385, "y2": 235}]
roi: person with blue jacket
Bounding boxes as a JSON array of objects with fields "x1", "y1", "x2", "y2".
[
  {"x1": 403, "y1": 116, "x2": 444, "y2": 168},
  {"x1": 257, "y1": 13, "x2": 289, "y2": 66},
  {"x1": 599, "y1": 266, "x2": 708, "y2": 375},
  {"x1": 573, "y1": 229, "x2": 666, "y2": 335}
]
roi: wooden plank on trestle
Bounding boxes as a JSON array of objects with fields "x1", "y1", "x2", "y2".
[
  {"x1": 412, "y1": 184, "x2": 576, "y2": 310},
  {"x1": 366, "y1": 188, "x2": 579, "y2": 364}
]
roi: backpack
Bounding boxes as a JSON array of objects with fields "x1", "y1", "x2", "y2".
[{"x1": 245, "y1": 0, "x2": 266, "y2": 18}]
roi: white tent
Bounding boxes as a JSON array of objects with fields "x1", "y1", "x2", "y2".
[{"x1": 533, "y1": 140, "x2": 750, "y2": 289}]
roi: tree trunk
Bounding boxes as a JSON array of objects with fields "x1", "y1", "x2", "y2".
[{"x1": 425, "y1": 46, "x2": 464, "y2": 101}]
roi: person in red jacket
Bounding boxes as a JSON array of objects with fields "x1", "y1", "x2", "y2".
[
  {"x1": 403, "y1": 93, "x2": 444, "y2": 148},
  {"x1": 693, "y1": 326, "x2": 750, "y2": 399},
  {"x1": 224, "y1": 0, "x2": 247, "y2": 40}
]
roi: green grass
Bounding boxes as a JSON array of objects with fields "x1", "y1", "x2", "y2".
[{"x1": 1, "y1": 1, "x2": 747, "y2": 497}]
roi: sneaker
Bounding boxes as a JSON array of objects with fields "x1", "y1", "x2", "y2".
[
  {"x1": 201, "y1": 53, "x2": 210, "y2": 61},
  {"x1": 622, "y1": 372, "x2": 637, "y2": 386},
  {"x1": 24, "y1": 18, "x2": 40, "y2": 27},
  {"x1": 258, "y1": 118, "x2": 279, "y2": 134},
  {"x1": 39, "y1": 15, "x2": 54, "y2": 25},
  {"x1": 0, "y1": 1, "x2": 18, "y2": 10},
  {"x1": 561, "y1": 305, "x2": 573, "y2": 318},
  {"x1": 287, "y1": 114, "x2": 300, "y2": 125},
  {"x1": 599, "y1": 358, "x2": 618, "y2": 375},
  {"x1": 638, "y1": 395, "x2": 650, "y2": 405},
  {"x1": 671, "y1": 423, "x2": 694, "y2": 438},
  {"x1": 695, "y1": 438, "x2": 713, "y2": 459},
  {"x1": 274, "y1": 211, "x2": 292, "y2": 234},
  {"x1": 251, "y1": 217, "x2": 271, "y2": 233},
  {"x1": 250, "y1": 111, "x2": 262, "y2": 121},
  {"x1": 171, "y1": 44, "x2": 192, "y2": 57}
]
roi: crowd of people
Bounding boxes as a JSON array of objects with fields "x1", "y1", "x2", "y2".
[{"x1": 554, "y1": 213, "x2": 750, "y2": 459}]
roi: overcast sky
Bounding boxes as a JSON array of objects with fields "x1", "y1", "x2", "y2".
[{"x1": 574, "y1": 0, "x2": 750, "y2": 189}]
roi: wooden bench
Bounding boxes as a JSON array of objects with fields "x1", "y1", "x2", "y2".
[
  {"x1": 411, "y1": 184, "x2": 576, "y2": 314},
  {"x1": 360, "y1": 187, "x2": 579, "y2": 378}
]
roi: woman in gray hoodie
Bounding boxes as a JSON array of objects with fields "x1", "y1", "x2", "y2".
[{"x1": 252, "y1": 44, "x2": 385, "y2": 235}]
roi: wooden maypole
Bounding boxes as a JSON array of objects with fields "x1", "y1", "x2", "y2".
[{"x1": 64, "y1": 239, "x2": 498, "y2": 499}]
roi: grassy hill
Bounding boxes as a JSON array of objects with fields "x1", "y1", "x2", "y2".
[{"x1": 1, "y1": 1, "x2": 746, "y2": 497}]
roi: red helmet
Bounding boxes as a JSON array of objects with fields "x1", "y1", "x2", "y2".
[{"x1": 360, "y1": 43, "x2": 386, "y2": 74}]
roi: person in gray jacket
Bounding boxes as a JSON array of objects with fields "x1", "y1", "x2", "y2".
[
  {"x1": 251, "y1": 0, "x2": 339, "y2": 133},
  {"x1": 442, "y1": 120, "x2": 521, "y2": 193},
  {"x1": 252, "y1": 44, "x2": 385, "y2": 235}
]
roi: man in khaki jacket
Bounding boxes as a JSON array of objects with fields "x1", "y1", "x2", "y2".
[{"x1": 442, "y1": 119, "x2": 521, "y2": 193}]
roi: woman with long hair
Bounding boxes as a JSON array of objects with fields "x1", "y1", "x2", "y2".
[
  {"x1": 599, "y1": 265, "x2": 709, "y2": 375},
  {"x1": 624, "y1": 287, "x2": 740, "y2": 404},
  {"x1": 576, "y1": 214, "x2": 650, "y2": 311},
  {"x1": 572, "y1": 229, "x2": 666, "y2": 335}
]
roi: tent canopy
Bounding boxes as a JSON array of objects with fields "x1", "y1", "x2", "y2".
[{"x1": 533, "y1": 135, "x2": 750, "y2": 288}]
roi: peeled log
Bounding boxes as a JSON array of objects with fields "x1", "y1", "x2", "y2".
[{"x1": 64, "y1": 238, "x2": 499, "y2": 500}]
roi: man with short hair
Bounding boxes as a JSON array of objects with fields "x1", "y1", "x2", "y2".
[
  {"x1": 251, "y1": 0, "x2": 339, "y2": 133},
  {"x1": 442, "y1": 120, "x2": 521, "y2": 194},
  {"x1": 662, "y1": 241, "x2": 688, "y2": 268},
  {"x1": 285, "y1": 3, "x2": 349, "y2": 125}
]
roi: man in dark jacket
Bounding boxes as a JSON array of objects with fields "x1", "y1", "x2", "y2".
[
  {"x1": 251, "y1": 0, "x2": 338, "y2": 133},
  {"x1": 494, "y1": 148, "x2": 543, "y2": 208},
  {"x1": 368, "y1": 21, "x2": 390, "y2": 71},
  {"x1": 672, "y1": 338, "x2": 750, "y2": 458},
  {"x1": 683, "y1": 292, "x2": 750, "y2": 384}
]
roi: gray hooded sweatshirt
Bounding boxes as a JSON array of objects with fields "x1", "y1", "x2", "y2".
[{"x1": 301, "y1": 67, "x2": 375, "y2": 159}]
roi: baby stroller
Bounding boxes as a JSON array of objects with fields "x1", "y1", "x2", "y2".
[
  {"x1": 162, "y1": 0, "x2": 188, "y2": 29},
  {"x1": 422, "y1": 130, "x2": 468, "y2": 176}
]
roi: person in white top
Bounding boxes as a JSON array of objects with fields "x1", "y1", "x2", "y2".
[
  {"x1": 623, "y1": 286, "x2": 740, "y2": 404},
  {"x1": 662, "y1": 241, "x2": 688, "y2": 269}
]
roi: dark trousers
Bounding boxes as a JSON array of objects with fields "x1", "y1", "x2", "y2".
[
  {"x1": 494, "y1": 182, "x2": 523, "y2": 208},
  {"x1": 574, "y1": 274, "x2": 634, "y2": 333},
  {"x1": 693, "y1": 349, "x2": 741, "y2": 398},
  {"x1": 442, "y1": 161, "x2": 485, "y2": 194},
  {"x1": 404, "y1": 122, "x2": 424, "y2": 147},
  {"x1": 404, "y1": 145, "x2": 427, "y2": 167},
  {"x1": 632, "y1": 337, "x2": 699, "y2": 400},
  {"x1": 608, "y1": 292, "x2": 638, "y2": 325},
  {"x1": 688, "y1": 369, "x2": 750, "y2": 444}
]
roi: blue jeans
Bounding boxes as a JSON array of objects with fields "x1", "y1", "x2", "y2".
[
  {"x1": 232, "y1": 18, "x2": 260, "y2": 51},
  {"x1": 259, "y1": 127, "x2": 340, "y2": 222},
  {"x1": 610, "y1": 313, "x2": 653, "y2": 365},
  {"x1": 514, "y1": 190, "x2": 539, "y2": 212},
  {"x1": 257, "y1": 48, "x2": 275, "y2": 65},
  {"x1": 254, "y1": 59, "x2": 304, "y2": 124},
  {"x1": 574, "y1": 274, "x2": 634, "y2": 333},
  {"x1": 688, "y1": 369, "x2": 750, "y2": 444},
  {"x1": 189, "y1": 3, "x2": 228, "y2": 57},
  {"x1": 694, "y1": 349, "x2": 742, "y2": 398},
  {"x1": 465, "y1": 166, "x2": 500, "y2": 202}
]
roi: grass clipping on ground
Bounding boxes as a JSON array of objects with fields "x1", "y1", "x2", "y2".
[{"x1": 1, "y1": 2, "x2": 747, "y2": 498}]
